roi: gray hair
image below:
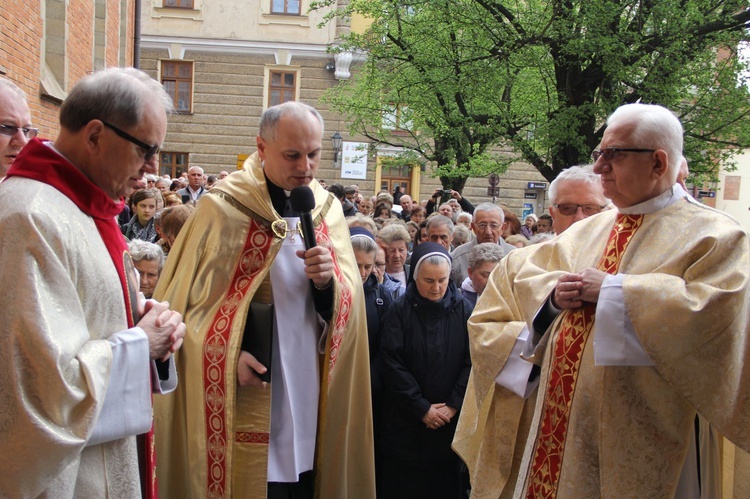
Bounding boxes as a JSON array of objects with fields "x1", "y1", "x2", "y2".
[
  {"x1": 473, "y1": 202, "x2": 505, "y2": 221},
  {"x1": 347, "y1": 213, "x2": 378, "y2": 235},
  {"x1": 456, "y1": 212, "x2": 473, "y2": 225},
  {"x1": 350, "y1": 234, "x2": 379, "y2": 254},
  {"x1": 529, "y1": 232, "x2": 556, "y2": 245},
  {"x1": 60, "y1": 67, "x2": 174, "y2": 132},
  {"x1": 0, "y1": 77, "x2": 27, "y2": 102},
  {"x1": 375, "y1": 192, "x2": 394, "y2": 207},
  {"x1": 606, "y1": 103, "x2": 683, "y2": 182},
  {"x1": 128, "y1": 239, "x2": 165, "y2": 270},
  {"x1": 426, "y1": 214, "x2": 454, "y2": 235},
  {"x1": 258, "y1": 101, "x2": 324, "y2": 142},
  {"x1": 188, "y1": 165, "x2": 204, "y2": 175},
  {"x1": 378, "y1": 223, "x2": 411, "y2": 245},
  {"x1": 468, "y1": 242, "x2": 506, "y2": 268},
  {"x1": 452, "y1": 224, "x2": 471, "y2": 247},
  {"x1": 549, "y1": 165, "x2": 602, "y2": 204}
]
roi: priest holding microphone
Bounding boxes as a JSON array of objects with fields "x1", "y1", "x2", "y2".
[{"x1": 153, "y1": 102, "x2": 375, "y2": 498}]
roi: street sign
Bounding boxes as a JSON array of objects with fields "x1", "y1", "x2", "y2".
[
  {"x1": 487, "y1": 186, "x2": 499, "y2": 197},
  {"x1": 488, "y1": 173, "x2": 499, "y2": 186},
  {"x1": 524, "y1": 192, "x2": 538, "y2": 199},
  {"x1": 527, "y1": 182, "x2": 547, "y2": 189},
  {"x1": 697, "y1": 190, "x2": 715, "y2": 198}
]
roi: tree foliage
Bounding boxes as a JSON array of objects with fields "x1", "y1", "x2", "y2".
[{"x1": 313, "y1": 0, "x2": 750, "y2": 185}]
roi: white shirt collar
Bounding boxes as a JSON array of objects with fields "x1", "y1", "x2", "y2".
[{"x1": 617, "y1": 184, "x2": 690, "y2": 215}]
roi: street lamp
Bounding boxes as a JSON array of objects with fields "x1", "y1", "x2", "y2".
[{"x1": 331, "y1": 132, "x2": 342, "y2": 164}]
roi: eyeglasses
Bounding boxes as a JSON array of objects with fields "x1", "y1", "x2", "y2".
[
  {"x1": 0, "y1": 124, "x2": 39, "y2": 139},
  {"x1": 553, "y1": 203, "x2": 607, "y2": 216},
  {"x1": 101, "y1": 120, "x2": 160, "y2": 161},
  {"x1": 474, "y1": 222, "x2": 502, "y2": 231},
  {"x1": 591, "y1": 148, "x2": 655, "y2": 162}
]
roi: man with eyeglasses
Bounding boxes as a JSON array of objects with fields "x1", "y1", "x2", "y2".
[
  {"x1": 548, "y1": 164, "x2": 610, "y2": 235},
  {"x1": 0, "y1": 77, "x2": 37, "y2": 178},
  {"x1": 455, "y1": 103, "x2": 749, "y2": 498},
  {"x1": 450, "y1": 203, "x2": 514, "y2": 286},
  {"x1": 0, "y1": 68, "x2": 185, "y2": 498}
]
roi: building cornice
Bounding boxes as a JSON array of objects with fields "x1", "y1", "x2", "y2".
[{"x1": 140, "y1": 35, "x2": 331, "y2": 59}]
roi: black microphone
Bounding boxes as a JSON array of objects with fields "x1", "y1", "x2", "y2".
[{"x1": 289, "y1": 186, "x2": 317, "y2": 250}]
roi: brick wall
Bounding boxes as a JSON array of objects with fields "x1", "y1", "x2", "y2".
[{"x1": 0, "y1": 0, "x2": 133, "y2": 139}]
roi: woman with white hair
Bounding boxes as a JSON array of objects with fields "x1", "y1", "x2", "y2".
[
  {"x1": 521, "y1": 213, "x2": 537, "y2": 239},
  {"x1": 128, "y1": 239, "x2": 164, "y2": 299},
  {"x1": 378, "y1": 242, "x2": 472, "y2": 498}
]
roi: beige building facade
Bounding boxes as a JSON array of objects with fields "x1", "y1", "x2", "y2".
[{"x1": 139, "y1": 0, "x2": 547, "y2": 214}]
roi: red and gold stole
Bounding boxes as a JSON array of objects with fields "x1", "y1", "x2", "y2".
[
  {"x1": 199, "y1": 202, "x2": 352, "y2": 498},
  {"x1": 7, "y1": 139, "x2": 159, "y2": 499},
  {"x1": 525, "y1": 214, "x2": 644, "y2": 498}
]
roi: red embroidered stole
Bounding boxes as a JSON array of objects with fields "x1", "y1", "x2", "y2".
[
  {"x1": 201, "y1": 215, "x2": 352, "y2": 497},
  {"x1": 525, "y1": 214, "x2": 644, "y2": 498}
]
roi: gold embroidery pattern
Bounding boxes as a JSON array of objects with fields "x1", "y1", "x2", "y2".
[
  {"x1": 316, "y1": 221, "x2": 352, "y2": 380},
  {"x1": 526, "y1": 214, "x2": 643, "y2": 498}
]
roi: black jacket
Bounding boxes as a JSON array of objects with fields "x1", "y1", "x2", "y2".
[
  {"x1": 379, "y1": 281, "x2": 473, "y2": 462},
  {"x1": 364, "y1": 274, "x2": 392, "y2": 391}
]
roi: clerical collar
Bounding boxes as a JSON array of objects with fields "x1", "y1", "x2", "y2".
[
  {"x1": 265, "y1": 175, "x2": 289, "y2": 216},
  {"x1": 618, "y1": 184, "x2": 689, "y2": 215}
]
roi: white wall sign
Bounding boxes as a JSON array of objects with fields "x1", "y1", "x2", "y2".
[{"x1": 340, "y1": 141, "x2": 369, "y2": 179}]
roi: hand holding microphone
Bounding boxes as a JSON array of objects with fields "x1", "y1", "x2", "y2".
[{"x1": 290, "y1": 186, "x2": 334, "y2": 289}]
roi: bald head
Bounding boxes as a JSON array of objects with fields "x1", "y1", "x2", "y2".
[
  {"x1": 188, "y1": 166, "x2": 204, "y2": 189},
  {"x1": 0, "y1": 79, "x2": 33, "y2": 176}
]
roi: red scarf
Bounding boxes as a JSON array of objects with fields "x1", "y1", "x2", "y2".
[
  {"x1": 6, "y1": 138, "x2": 158, "y2": 498},
  {"x1": 7, "y1": 138, "x2": 138, "y2": 325}
]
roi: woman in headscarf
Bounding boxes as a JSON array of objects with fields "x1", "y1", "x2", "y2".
[{"x1": 378, "y1": 242, "x2": 473, "y2": 499}]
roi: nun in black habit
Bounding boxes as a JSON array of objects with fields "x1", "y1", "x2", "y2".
[{"x1": 378, "y1": 242, "x2": 473, "y2": 499}]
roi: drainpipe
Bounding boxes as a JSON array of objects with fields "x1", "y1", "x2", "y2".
[{"x1": 133, "y1": 0, "x2": 141, "y2": 68}]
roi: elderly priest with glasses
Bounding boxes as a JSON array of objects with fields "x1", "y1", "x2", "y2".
[
  {"x1": 547, "y1": 164, "x2": 610, "y2": 235},
  {"x1": 454, "y1": 103, "x2": 750, "y2": 498},
  {"x1": 0, "y1": 68, "x2": 185, "y2": 498},
  {"x1": 0, "y1": 77, "x2": 38, "y2": 178}
]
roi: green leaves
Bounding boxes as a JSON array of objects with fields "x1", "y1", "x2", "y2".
[{"x1": 316, "y1": 0, "x2": 750, "y2": 184}]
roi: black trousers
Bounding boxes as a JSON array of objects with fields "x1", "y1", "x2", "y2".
[{"x1": 267, "y1": 470, "x2": 314, "y2": 499}]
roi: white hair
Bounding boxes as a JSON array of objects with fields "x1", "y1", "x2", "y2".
[
  {"x1": 472, "y1": 202, "x2": 504, "y2": 222},
  {"x1": 549, "y1": 165, "x2": 604, "y2": 204},
  {"x1": 606, "y1": 103, "x2": 683, "y2": 183}
]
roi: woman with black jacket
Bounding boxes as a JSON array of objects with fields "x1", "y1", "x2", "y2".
[{"x1": 378, "y1": 242, "x2": 473, "y2": 499}]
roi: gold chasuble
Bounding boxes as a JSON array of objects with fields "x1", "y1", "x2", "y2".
[
  {"x1": 525, "y1": 214, "x2": 643, "y2": 497},
  {"x1": 153, "y1": 153, "x2": 375, "y2": 498},
  {"x1": 454, "y1": 196, "x2": 750, "y2": 498}
]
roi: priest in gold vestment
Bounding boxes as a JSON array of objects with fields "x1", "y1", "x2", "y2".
[
  {"x1": 454, "y1": 103, "x2": 750, "y2": 498},
  {"x1": 153, "y1": 102, "x2": 375, "y2": 498}
]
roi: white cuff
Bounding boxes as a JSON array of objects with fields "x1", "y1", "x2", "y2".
[
  {"x1": 495, "y1": 325, "x2": 540, "y2": 399},
  {"x1": 593, "y1": 274, "x2": 653, "y2": 366},
  {"x1": 88, "y1": 327, "x2": 152, "y2": 447},
  {"x1": 151, "y1": 358, "x2": 178, "y2": 394}
]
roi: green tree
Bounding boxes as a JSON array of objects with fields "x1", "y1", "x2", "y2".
[{"x1": 315, "y1": 0, "x2": 750, "y2": 185}]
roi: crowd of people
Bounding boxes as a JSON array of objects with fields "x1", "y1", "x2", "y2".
[{"x1": 1, "y1": 67, "x2": 749, "y2": 499}]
